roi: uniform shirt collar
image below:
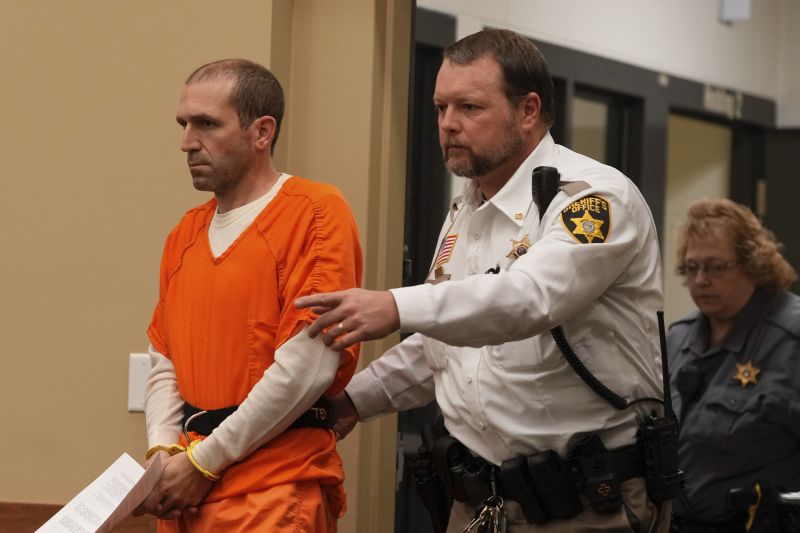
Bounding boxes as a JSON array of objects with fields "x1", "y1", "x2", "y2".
[
  {"x1": 463, "y1": 132, "x2": 557, "y2": 226},
  {"x1": 685, "y1": 316, "x2": 711, "y2": 358},
  {"x1": 718, "y1": 287, "x2": 776, "y2": 355},
  {"x1": 686, "y1": 287, "x2": 775, "y2": 357}
]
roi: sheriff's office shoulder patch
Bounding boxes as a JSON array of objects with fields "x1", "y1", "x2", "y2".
[{"x1": 560, "y1": 195, "x2": 611, "y2": 244}]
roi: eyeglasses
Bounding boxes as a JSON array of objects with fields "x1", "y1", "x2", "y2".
[{"x1": 678, "y1": 260, "x2": 738, "y2": 280}]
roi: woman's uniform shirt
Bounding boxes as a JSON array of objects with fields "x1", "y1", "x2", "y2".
[{"x1": 668, "y1": 288, "x2": 800, "y2": 519}]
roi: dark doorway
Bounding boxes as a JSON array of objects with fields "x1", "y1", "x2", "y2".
[
  {"x1": 764, "y1": 129, "x2": 800, "y2": 289},
  {"x1": 394, "y1": 9, "x2": 454, "y2": 533}
]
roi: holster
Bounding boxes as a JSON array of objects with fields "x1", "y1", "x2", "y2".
[
  {"x1": 411, "y1": 421, "x2": 453, "y2": 533},
  {"x1": 432, "y1": 434, "x2": 469, "y2": 504}
]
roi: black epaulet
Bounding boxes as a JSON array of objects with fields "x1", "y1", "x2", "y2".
[
  {"x1": 764, "y1": 291, "x2": 800, "y2": 338},
  {"x1": 669, "y1": 310, "x2": 702, "y2": 328}
]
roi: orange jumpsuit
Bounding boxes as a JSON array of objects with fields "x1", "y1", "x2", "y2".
[{"x1": 147, "y1": 177, "x2": 362, "y2": 532}]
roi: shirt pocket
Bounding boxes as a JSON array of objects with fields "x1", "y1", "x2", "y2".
[
  {"x1": 556, "y1": 327, "x2": 634, "y2": 399},
  {"x1": 698, "y1": 390, "x2": 790, "y2": 456},
  {"x1": 488, "y1": 336, "x2": 547, "y2": 372}
]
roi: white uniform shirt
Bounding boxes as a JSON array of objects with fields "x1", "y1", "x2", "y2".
[{"x1": 347, "y1": 133, "x2": 664, "y2": 466}]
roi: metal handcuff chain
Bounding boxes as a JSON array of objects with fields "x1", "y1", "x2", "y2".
[{"x1": 183, "y1": 409, "x2": 208, "y2": 442}]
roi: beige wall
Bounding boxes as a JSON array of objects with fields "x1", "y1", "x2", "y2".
[
  {"x1": 276, "y1": 2, "x2": 410, "y2": 531},
  {"x1": 571, "y1": 97, "x2": 609, "y2": 164},
  {"x1": 0, "y1": 1, "x2": 410, "y2": 530},
  {"x1": 663, "y1": 114, "x2": 732, "y2": 325}
]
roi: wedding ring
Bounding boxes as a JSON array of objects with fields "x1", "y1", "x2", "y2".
[{"x1": 337, "y1": 322, "x2": 346, "y2": 333}]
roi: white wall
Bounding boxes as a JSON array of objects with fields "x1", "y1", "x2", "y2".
[{"x1": 419, "y1": 0, "x2": 799, "y2": 127}]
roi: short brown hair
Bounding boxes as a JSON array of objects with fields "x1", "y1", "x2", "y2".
[
  {"x1": 676, "y1": 198, "x2": 797, "y2": 290},
  {"x1": 444, "y1": 29, "x2": 555, "y2": 126},
  {"x1": 186, "y1": 59, "x2": 284, "y2": 155}
]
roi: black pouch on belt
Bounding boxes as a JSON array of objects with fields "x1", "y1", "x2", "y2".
[
  {"x1": 412, "y1": 445, "x2": 451, "y2": 533},
  {"x1": 527, "y1": 450, "x2": 584, "y2": 519},
  {"x1": 461, "y1": 458, "x2": 493, "y2": 507},
  {"x1": 432, "y1": 435, "x2": 469, "y2": 503},
  {"x1": 499, "y1": 455, "x2": 550, "y2": 524},
  {"x1": 569, "y1": 434, "x2": 623, "y2": 514}
]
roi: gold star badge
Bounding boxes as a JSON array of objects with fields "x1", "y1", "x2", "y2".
[
  {"x1": 570, "y1": 211, "x2": 605, "y2": 243},
  {"x1": 733, "y1": 361, "x2": 760, "y2": 388},
  {"x1": 507, "y1": 234, "x2": 531, "y2": 258}
]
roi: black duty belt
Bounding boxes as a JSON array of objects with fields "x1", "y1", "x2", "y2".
[
  {"x1": 445, "y1": 443, "x2": 644, "y2": 503},
  {"x1": 182, "y1": 397, "x2": 333, "y2": 437},
  {"x1": 432, "y1": 432, "x2": 648, "y2": 523}
]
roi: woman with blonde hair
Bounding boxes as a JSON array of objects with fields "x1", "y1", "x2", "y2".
[{"x1": 667, "y1": 198, "x2": 800, "y2": 532}]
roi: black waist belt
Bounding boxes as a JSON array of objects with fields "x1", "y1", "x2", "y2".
[{"x1": 182, "y1": 397, "x2": 333, "y2": 437}]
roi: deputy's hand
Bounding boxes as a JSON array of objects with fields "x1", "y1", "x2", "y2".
[
  {"x1": 329, "y1": 391, "x2": 360, "y2": 441},
  {"x1": 133, "y1": 452, "x2": 211, "y2": 519},
  {"x1": 295, "y1": 289, "x2": 400, "y2": 351}
]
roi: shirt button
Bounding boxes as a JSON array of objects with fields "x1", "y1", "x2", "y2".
[
  {"x1": 477, "y1": 422, "x2": 486, "y2": 430},
  {"x1": 472, "y1": 233, "x2": 481, "y2": 240},
  {"x1": 465, "y1": 376, "x2": 473, "y2": 384}
]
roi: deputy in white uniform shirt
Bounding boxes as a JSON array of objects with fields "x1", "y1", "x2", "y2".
[{"x1": 297, "y1": 29, "x2": 669, "y2": 532}]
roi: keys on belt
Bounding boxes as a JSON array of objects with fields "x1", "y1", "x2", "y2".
[{"x1": 463, "y1": 470, "x2": 507, "y2": 533}]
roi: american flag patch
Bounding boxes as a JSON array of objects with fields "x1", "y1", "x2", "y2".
[{"x1": 433, "y1": 234, "x2": 458, "y2": 268}]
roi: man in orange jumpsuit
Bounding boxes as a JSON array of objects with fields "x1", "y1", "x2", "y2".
[{"x1": 134, "y1": 59, "x2": 362, "y2": 532}]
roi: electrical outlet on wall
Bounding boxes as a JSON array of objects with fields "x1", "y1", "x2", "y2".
[
  {"x1": 719, "y1": 0, "x2": 750, "y2": 23},
  {"x1": 128, "y1": 353, "x2": 151, "y2": 412}
]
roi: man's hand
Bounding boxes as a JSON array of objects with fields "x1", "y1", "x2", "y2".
[
  {"x1": 329, "y1": 391, "x2": 360, "y2": 441},
  {"x1": 133, "y1": 452, "x2": 212, "y2": 520},
  {"x1": 295, "y1": 289, "x2": 400, "y2": 350}
]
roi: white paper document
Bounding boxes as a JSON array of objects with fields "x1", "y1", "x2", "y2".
[{"x1": 37, "y1": 452, "x2": 163, "y2": 533}]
